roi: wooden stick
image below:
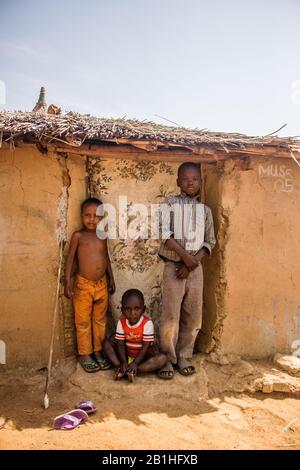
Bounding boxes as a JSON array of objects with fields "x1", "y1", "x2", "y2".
[
  {"x1": 265, "y1": 123, "x2": 287, "y2": 136},
  {"x1": 282, "y1": 418, "x2": 298, "y2": 432},
  {"x1": 290, "y1": 151, "x2": 300, "y2": 168},
  {"x1": 154, "y1": 114, "x2": 182, "y2": 127},
  {"x1": 43, "y1": 241, "x2": 64, "y2": 409}
]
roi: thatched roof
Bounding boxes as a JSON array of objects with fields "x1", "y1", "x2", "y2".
[{"x1": 1, "y1": 111, "x2": 300, "y2": 159}]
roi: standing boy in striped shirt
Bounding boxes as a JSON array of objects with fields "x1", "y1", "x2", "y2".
[{"x1": 158, "y1": 162, "x2": 216, "y2": 379}]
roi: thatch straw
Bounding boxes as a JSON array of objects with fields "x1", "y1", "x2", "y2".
[{"x1": 0, "y1": 111, "x2": 299, "y2": 153}]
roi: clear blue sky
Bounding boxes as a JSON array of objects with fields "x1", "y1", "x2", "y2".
[{"x1": 1, "y1": 0, "x2": 300, "y2": 136}]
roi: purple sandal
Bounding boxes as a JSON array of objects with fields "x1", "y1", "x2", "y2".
[
  {"x1": 53, "y1": 409, "x2": 88, "y2": 430},
  {"x1": 75, "y1": 400, "x2": 97, "y2": 414}
]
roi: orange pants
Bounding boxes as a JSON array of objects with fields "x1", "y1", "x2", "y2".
[{"x1": 73, "y1": 274, "x2": 108, "y2": 355}]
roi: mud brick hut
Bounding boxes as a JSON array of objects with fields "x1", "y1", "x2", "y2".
[{"x1": 1, "y1": 108, "x2": 300, "y2": 368}]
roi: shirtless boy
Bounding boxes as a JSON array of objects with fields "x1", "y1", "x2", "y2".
[{"x1": 64, "y1": 197, "x2": 115, "y2": 372}]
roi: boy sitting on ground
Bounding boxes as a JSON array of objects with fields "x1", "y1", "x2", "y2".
[{"x1": 103, "y1": 289, "x2": 166, "y2": 382}]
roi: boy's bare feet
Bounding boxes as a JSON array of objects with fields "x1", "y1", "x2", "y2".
[
  {"x1": 127, "y1": 370, "x2": 136, "y2": 383},
  {"x1": 158, "y1": 361, "x2": 174, "y2": 380},
  {"x1": 114, "y1": 367, "x2": 126, "y2": 380}
]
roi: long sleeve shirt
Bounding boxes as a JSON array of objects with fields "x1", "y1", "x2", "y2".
[{"x1": 158, "y1": 192, "x2": 216, "y2": 262}]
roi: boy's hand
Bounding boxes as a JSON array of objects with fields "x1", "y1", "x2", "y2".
[
  {"x1": 127, "y1": 362, "x2": 138, "y2": 374},
  {"x1": 64, "y1": 281, "x2": 73, "y2": 299},
  {"x1": 182, "y1": 253, "x2": 199, "y2": 271},
  {"x1": 176, "y1": 263, "x2": 190, "y2": 279},
  {"x1": 120, "y1": 362, "x2": 128, "y2": 375},
  {"x1": 108, "y1": 278, "x2": 116, "y2": 294},
  {"x1": 195, "y1": 250, "x2": 205, "y2": 264}
]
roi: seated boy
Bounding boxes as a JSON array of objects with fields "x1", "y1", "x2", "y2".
[{"x1": 103, "y1": 289, "x2": 166, "y2": 382}]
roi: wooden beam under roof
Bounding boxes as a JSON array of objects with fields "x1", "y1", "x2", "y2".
[{"x1": 11, "y1": 138, "x2": 300, "y2": 164}]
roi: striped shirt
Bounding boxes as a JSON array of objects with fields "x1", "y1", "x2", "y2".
[
  {"x1": 158, "y1": 192, "x2": 216, "y2": 262},
  {"x1": 115, "y1": 315, "x2": 154, "y2": 358}
]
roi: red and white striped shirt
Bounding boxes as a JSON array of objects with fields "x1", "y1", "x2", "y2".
[{"x1": 115, "y1": 315, "x2": 154, "y2": 358}]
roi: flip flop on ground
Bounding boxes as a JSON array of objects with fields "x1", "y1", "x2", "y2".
[
  {"x1": 158, "y1": 361, "x2": 174, "y2": 380},
  {"x1": 177, "y1": 358, "x2": 196, "y2": 376},
  {"x1": 75, "y1": 400, "x2": 97, "y2": 414},
  {"x1": 53, "y1": 409, "x2": 88, "y2": 430}
]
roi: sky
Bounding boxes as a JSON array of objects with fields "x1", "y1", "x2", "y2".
[{"x1": 1, "y1": 0, "x2": 300, "y2": 136}]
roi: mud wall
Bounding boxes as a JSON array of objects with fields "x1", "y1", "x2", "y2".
[
  {"x1": 1, "y1": 145, "x2": 299, "y2": 366},
  {"x1": 204, "y1": 156, "x2": 300, "y2": 358},
  {"x1": 0, "y1": 145, "x2": 86, "y2": 367}
]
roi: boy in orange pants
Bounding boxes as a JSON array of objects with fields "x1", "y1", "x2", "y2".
[{"x1": 64, "y1": 197, "x2": 115, "y2": 372}]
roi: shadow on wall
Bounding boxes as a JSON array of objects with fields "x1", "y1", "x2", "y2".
[{"x1": 195, "y1": 163, "x2": 225, "y2": 354}]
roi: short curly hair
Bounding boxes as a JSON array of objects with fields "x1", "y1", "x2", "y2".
[
  {"x1": 81, "y1": 197, "x2": 102, "y2": 213},
  {"x1": 121, "y1": 289, "x2": 145, "y2": 307}
]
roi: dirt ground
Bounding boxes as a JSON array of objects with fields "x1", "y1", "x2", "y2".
[{"x1": 0, "y1": 356, "x2": 299, "y2": 450}]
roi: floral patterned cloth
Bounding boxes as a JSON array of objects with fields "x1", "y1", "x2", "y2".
[{"x1": 88, "y1": 157, "x2": 179, "y2": 327}]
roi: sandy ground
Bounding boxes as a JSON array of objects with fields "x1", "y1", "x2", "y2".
[{"x1": 0, "y1": 357, "x2": 300, "y2": 450}]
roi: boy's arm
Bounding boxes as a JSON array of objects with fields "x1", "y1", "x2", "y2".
[
  {"x1": 160, "y1": 197, "x2": 198, "y2": 271},
  {"x1": 173, "y1": 206, "x2": 216, "y2": 277},
  {"x1": 127, "y1": 320, "x2": 154, "y2": 372},
  {"x1": 194, "y1": 206, "x2": 216, "y2": 263},
  {"x1": 165, "y1": 238, "x2": 199, "y2": 271},
  {"x1": 64, "y1": 232, "x2": 80, "y2": 299},
  {"x1": 105, "y1": 241, "x2": 115, "y2": 294},
  {"x1": 127, "y1": 342, "x2": 151, "y2": 373}
]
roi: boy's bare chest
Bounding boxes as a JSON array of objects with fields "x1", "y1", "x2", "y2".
[{"x1": 78, "y1": 235, "x2": 105, "y2": 254}]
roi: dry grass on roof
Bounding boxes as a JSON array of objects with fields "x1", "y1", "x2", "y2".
[{"x1": 0, "y1": 110, "x2": 300, "y2": 152}]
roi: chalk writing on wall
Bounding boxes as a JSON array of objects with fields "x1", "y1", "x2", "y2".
[{"x1": 258, "y1": 164, "x2": 294, "y2": 192}]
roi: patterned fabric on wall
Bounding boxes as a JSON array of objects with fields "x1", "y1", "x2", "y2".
[{"x1": 88, "y1": 157, "x2": 179, "y2": 329}]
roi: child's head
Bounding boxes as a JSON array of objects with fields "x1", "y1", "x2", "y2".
[
  {"x1": 121, "y1": 289, "x2": 145, "y2": 325},
  {"x1": 177, "y1": 162, "x2": 201, "y2": 197},
  {"x1": 81, "y1": 197, "x2": 102, "y2": 231}
]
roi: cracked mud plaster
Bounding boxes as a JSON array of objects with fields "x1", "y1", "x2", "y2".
[
  {"x1": 56, "y1": 156, "x2": 71, "y2": 244},
  {"x1": 56, "y1": 186, "x2": 68, "y2": 244},
  {"x1": 217, "y1": 156, "x2": 300, "y2": 357},
  {"x1": 213, "y1": 162, "x2": 243, "y2": 349},
  {"x1": 200, "y1": 158, "x2": 248, "y2": 355}
]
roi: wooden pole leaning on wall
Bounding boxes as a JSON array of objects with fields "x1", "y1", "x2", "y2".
[{"x1": 43, "y1": 240, "x2": 65, "y2": 409}]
